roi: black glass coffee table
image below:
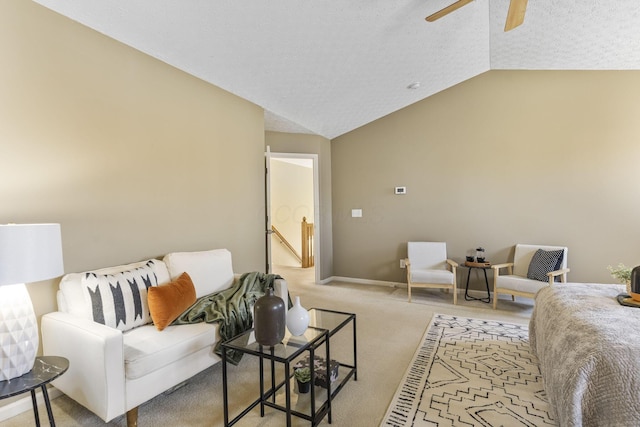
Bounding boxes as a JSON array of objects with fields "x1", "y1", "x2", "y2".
[
  {"x1": 221, "y1": 308, "x2": 357, "y2": 427},
  {"x1": 222, "y1": 327, "x2": 331, "y2": 427},
  {"x1": 307, "y1": 308, "x2": 357, "y2": 389}
]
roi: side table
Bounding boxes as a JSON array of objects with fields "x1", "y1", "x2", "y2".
[
  {"x1": 460, "y1": 262, "x2": 492, "y2": 303},
  {"x1": 0, "y1": 356, "x2": 69, "y2": 427}
]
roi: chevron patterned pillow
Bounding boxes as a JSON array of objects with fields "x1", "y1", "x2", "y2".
[
  {"x1": 82, "y1": 260, "x2": 159, "y2": 331},
  {"x1": 527, "y1": 249, "x2": 564, "y2": 282}
]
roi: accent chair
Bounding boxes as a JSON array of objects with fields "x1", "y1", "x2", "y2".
[
  {"x1": 492, "y1": 243, "x2": 569, "y2": 309},
  {"x1": 406, "y1": 242, "x2": 458, "y2": 304}
]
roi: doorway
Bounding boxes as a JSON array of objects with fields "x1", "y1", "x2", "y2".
[{"x1": 266, "y1": 149, "x2": 320, "y2": 284}]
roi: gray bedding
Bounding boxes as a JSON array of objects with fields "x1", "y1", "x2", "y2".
[{"x1": 530, "y1": 283, "x2": 640, "y2": 427}]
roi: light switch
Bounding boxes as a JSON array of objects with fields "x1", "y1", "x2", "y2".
[{"x1": 351, "y1": 209, "x2": 362, "y2": 218}]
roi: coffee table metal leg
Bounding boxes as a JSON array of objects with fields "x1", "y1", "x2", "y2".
[
  {"x1": 270, "y1": 350, "x2": 276, "y2": 404},
  {"x1": 260, "y1": 353, "x2": 265, "y2": 417},
  {"x1": 222, "y1": 349, "x2": 229, "y2": 426},
  {"x1": 353, "y1": 316, "x2": 358, "y2": 381},
  {"x1": 30, "y1": 389, "x2": 41, "y2": 427},
  {"x1": 310, "y1": 346, "x2": 317, "y2": 424},
  {"x1": 284, "y1": 360, "x2": 292, "y2": 427},
  {"x1": 326, "y1": 334, "x2": 332, "y2": 424}
]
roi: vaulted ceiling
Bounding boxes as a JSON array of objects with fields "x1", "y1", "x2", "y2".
[{"x1": 34, "y1": 0, "x2": 640, "y2": 139}]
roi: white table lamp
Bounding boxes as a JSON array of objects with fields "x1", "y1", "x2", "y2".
[{"x1": 0, "y1": 224, "x2": 64, "y2": 381}]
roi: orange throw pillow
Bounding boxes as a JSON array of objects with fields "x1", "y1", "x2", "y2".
[{"x1": 148, "y1": 272, "x2": 197, "y2": 331}]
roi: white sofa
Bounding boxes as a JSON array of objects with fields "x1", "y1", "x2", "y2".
[{"x1": 41, "y1": 249, "x2": 287, "y2": 426}]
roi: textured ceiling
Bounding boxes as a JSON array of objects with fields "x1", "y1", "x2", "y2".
[{"x1": 33, "y1": 0, "x2": 640, "y2": 139}]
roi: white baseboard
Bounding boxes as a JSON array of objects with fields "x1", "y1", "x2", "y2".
[
  {"x1": 321, "y1": 276, "x2": 492, "y2": 299},
  {"x1": 320, "y1": 275, "x2": 403, "y2": 287},
  {"x1": 0, "y1": 386, "x2": 63, "y2": 422}
]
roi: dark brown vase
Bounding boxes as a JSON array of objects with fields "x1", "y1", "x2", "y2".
[
  {"x1": 630, "y1": 266, "x2": 640, "y2": 302},
  {"x1": 254, "y1": 288, "x2": 285, "y2": 346}
]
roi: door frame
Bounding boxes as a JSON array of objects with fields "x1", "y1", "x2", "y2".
[{"x1": 265, "y1": 147, "x2": 320, "y2": 284}]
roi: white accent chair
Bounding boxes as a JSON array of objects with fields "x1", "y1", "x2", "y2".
[
  {"x1": 492, "y1": 244, "x2": 570, "y2": 309},
  {"x1": 405, "y1": 242, "x2": 458, "y2": 304}
]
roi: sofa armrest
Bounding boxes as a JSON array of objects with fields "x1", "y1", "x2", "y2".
[
  {"x1": 446, "y1": 259, "x2": 458, "y2": 278},
  {"x1": 547, "y1": 268, "x2": 570, "y2": 284},
  {"x1": 491, "y1": 262, "x2": 514, "y2": 276},
  {"x1": 41, "y1": 311, "x2": 126, "y2": 422}
]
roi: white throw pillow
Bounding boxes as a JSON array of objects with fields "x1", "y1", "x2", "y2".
[{"x1": 163, "y1": 249, "x2": 234, "y2": 298}]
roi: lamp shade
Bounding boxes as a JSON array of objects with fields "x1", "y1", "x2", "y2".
[
  {"x1": 0, "y1": 224, "x2": 64, "y2": 286},
  {"x1": 0, "y1": 223, "x2": 64, "y2": 380}
]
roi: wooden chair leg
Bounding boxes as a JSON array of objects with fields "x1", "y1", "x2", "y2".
[
  {"x1": 127, "y1": 407, "x2": 138, "y2": 427},
  {"x1": 408, "y1": 284, "x2": 412, "y2": 302},
  {"x1": 493, "y1": 276, "x2": 499, "y2": 310},
  {"x1": 453, "y1": 285, "x2": 457, "y2": 305}
]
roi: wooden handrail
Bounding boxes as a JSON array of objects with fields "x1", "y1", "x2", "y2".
[
  {"x1": 301, "y1": 217, "x2": 314, "y2": 268},
  {"x1": 271, "y1": 225, "x2": 302, "y2": 263}
]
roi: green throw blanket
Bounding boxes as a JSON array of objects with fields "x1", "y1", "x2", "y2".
[{"x1": 171, "y1": 271, "x2": 283, "y2": 365}]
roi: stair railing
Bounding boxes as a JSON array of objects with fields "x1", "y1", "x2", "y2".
[
  {"x1": 271, "y1": 225, "x2": 302, "y2": 263},
  {"x1": 301, "y1": 217, "x2": 314, "y2": 268}
]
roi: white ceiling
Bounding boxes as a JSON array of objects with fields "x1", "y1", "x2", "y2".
[{"x1": 33, "y1": 0, "x2": 640, "y2": 139}]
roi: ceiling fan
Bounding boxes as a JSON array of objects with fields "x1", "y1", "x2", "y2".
[{"x1": 425, "y1": 0, "x2": 528, "y2": 32}]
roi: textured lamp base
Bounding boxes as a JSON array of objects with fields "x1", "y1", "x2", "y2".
[{"x1": 0, "y1": 284, "x2": 38, "y2": 381}]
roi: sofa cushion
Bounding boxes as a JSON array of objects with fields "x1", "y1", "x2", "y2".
[
  {"x1": 163, "y1": 249, "x2": 234, "y2": 297},
  {"x1": 497, "y1": 274, "x2": 549, "y2": 294},
  {"x1": 527, "y1": 249, "x2": 564, "y2": 282},
  {"x1": 123, "y1": 322, "x2": 219, "y2": 379},
  {"x1": 148, "y1": 272, "x2": 197, "y2": 331},
  {"x1": 82, "y1": 259, "x2": 161, "y2": 331},
  {"x1": 411, "y1": 268, "x2": 454, "y2": 285}
]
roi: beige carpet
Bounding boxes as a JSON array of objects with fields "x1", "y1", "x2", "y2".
[{"x1": 0, "y1": 267, "x2": 534, "y2": 427}]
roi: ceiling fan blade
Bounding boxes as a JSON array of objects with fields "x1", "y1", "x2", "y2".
[
  {"x1": 425, "y1": 0, "x2": 474, "y2": 22},
  {"x1": 504, "y1": 0, "x2": 528, "y2": 31}
]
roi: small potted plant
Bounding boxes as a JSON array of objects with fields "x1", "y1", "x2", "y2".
[
  {"x1": 294, "y1": 367, "x2": 311, "y2": 394},
  {"x1": 608, "y1": 263, "x2": 632, "y2": 294}
]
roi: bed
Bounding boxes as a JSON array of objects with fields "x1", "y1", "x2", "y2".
[{"x1": 529, "y1": 282, "x2": 640, "y2": 427}]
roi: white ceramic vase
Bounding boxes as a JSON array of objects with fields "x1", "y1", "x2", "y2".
[{"x1": 287, "y1": 296, "x2": 310, "y2": 336}]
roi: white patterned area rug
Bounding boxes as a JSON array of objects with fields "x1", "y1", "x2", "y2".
[{"x1": 380, "y1": 314, "x2": 555, "y2": 427}]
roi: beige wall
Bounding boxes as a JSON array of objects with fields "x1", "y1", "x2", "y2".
[
  {"x1": 265, "y1": 132, "x2": 333, "y2": 280},
  {"x1": 332, "y1": 70, "x2": 640, "y2": 287},
  {"x1": 1, "y1": 0, "x2": 266, "y2": 347}
]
